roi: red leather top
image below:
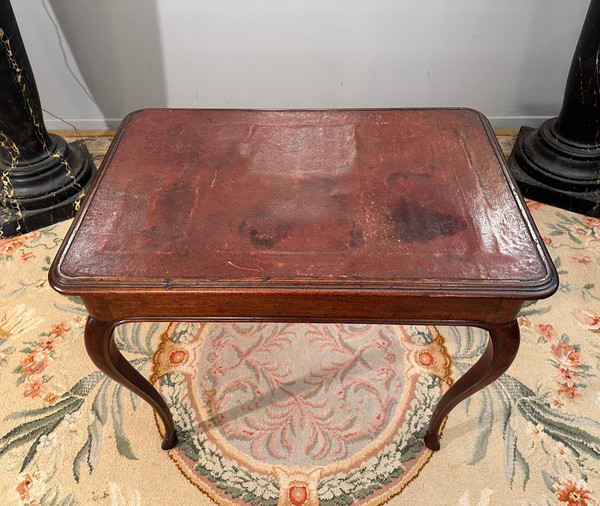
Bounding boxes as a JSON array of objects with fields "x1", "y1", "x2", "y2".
[{"x1": 54, "y1": 108, "x2": 555, "y2": 295}]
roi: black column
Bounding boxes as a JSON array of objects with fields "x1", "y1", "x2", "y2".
[
  {"x1": 509, "y1": 0, "x2": 600, "y2": 217},
  {"x1": 0, "y1": 0, "x2": 96, "y2": 238}
]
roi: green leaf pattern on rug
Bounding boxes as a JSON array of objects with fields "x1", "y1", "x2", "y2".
[
  {"x1": 0, "y1": 320, "x2": 160, "y2": 484},
  {"x1": 453, "y1": 325, "x2": 600, "y2": 492}
]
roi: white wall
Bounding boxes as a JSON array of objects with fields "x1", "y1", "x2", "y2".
[{"x1": 12, "y1": 0, "x2": 590, "y2": 130}]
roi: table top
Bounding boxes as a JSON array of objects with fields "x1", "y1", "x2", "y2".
[{"x1": 50, "y1": 108, "x2": 557, "y2": 298}]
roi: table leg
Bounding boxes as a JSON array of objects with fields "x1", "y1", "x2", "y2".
[
  {"x1": 84, "y1": 317, "x2": 178, "y2": 450},
  {"x1": 424, "y1": 320, "x2": 520, "y2": 451}
]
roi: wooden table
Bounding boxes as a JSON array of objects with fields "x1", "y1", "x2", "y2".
[{"x1": 49, "y1": 108, "x2": 558, "y2": 452}]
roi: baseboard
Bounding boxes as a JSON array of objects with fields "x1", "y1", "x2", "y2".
[
  {"x1": 486, "y1": 116, "x2": 552, "y2": 129},
  {"x1": 42, "y1": 118, "x2": 123, "y2": 130}
]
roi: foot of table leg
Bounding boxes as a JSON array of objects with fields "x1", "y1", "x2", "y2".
[
  {"x1": 84, "y1": 317, "x2": 178, "y2": 450},
  {"x1": 423, "y1": 431, "x2": 441, "y2": 451},
  {"x1": 424, "y1": 320, "x2": 520, "y2": 451}
]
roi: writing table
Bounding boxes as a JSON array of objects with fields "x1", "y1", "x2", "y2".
[{"x1": 49, "y1": 108, "x2": 558, "y2": 451}]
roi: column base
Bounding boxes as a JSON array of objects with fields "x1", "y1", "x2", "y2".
[
  {"x1": 508, "y1": 126, "x2": 600, "y2": 217},
  {"x1": 1, "y1": 135, "x2": 96, "y2": 238}
]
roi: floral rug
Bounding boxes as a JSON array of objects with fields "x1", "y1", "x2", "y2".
[{"x1": 1, "y1": 134, "x2": 600, "y2": 505}]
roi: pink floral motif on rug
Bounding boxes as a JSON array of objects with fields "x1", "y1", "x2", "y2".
[{"x1": 152, "y1": 322, "x2": 453, "y2": 505}]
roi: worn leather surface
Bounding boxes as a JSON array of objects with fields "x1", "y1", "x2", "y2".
[{"x1": 57, "y1": 109, "x2": 552, "y2": 289}]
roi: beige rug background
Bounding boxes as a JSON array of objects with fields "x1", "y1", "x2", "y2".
[{"x1": 0, "y1": 133, "x2": 599, "y2": 505}]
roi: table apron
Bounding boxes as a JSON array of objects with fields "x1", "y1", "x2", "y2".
[{"x1": 79, "y1": 292, "x2": 524, "y2": 325}]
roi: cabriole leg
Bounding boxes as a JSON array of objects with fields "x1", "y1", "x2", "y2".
[
  {"x1": 424, "y1": 320, "x2": 520, "y2": 451},
  {"x1": 84, "y1": 317, "x2": 178, "y2": 450}
]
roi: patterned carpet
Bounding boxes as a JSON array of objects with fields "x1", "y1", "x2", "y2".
[{"x1": 0, "y1": 133, "x2": 599, "y2": 505}]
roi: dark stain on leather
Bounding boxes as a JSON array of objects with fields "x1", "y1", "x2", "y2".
[{"x1": 391, "y1": 199, "x2": 465, "y2": 243}]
